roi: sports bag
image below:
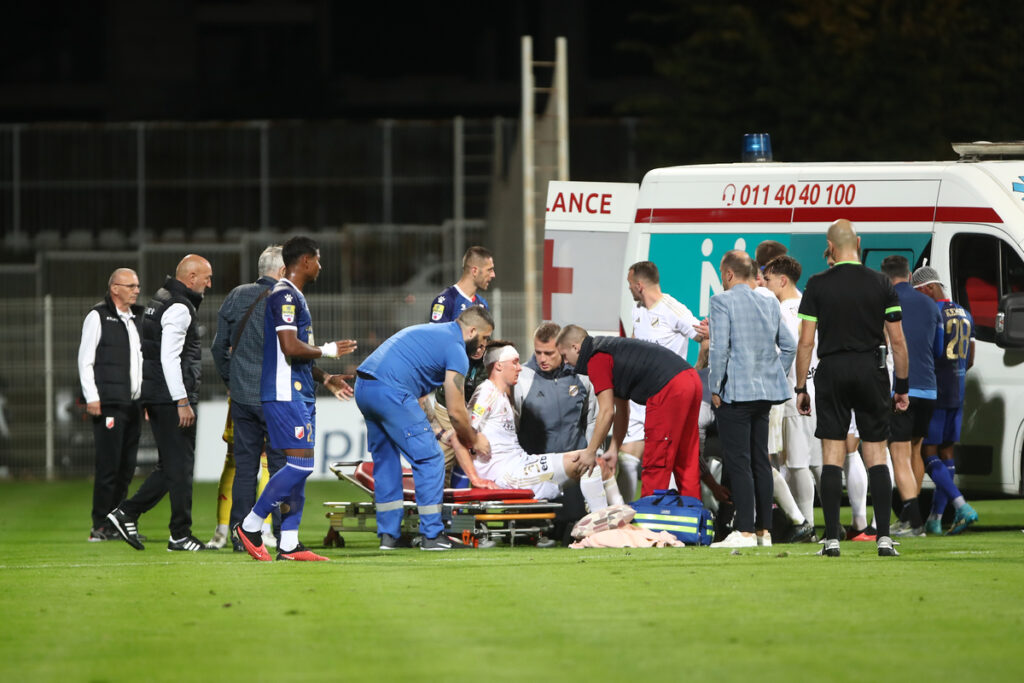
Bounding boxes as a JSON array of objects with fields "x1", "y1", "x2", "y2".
[{"x1": 630, "y1": 489, "x2": 714, "y2": 546}]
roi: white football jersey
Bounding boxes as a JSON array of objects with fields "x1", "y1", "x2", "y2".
[
  {"x1": 632, "y1": 293, "x2": 700, "y2": 358},
  {"x1": 780, "y1": 295, "x2": 818, "y2": 416},
  {"x1": 467, "y1": 379, "x2": 526, "y2": 480}
]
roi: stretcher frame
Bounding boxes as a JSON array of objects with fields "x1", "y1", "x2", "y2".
[{"x1": 323, "y1": 462, "x2": 562, "y2": 548}]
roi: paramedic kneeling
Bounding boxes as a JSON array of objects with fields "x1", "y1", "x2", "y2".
[
  {"x1": 355, "y1": 305, "x2": 493, "y2": 551},
  {"x1": 556, "y1": 325, "x2": 703, "y2": 499},
  {"x1": 795, "y1": 219, "x2": 909, "y2": 558}
]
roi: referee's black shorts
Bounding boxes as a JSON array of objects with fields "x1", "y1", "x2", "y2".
[{"x1": 814, "y1": 352, "x2": 891, "y2": 442}]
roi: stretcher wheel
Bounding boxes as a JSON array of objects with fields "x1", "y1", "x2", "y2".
[{"x1": 323, "y1": 528, "x2": 346, "y2": 548}]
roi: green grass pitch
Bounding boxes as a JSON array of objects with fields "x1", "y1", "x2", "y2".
[{"x1": 1, "y1": 479, "x2": 1022, "y2": 682}]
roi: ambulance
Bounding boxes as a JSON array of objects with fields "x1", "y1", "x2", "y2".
[{"x1": 543, "y1": 141, "x2": 1024, "y2": 495}]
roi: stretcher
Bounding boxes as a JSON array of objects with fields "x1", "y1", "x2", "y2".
[{"x1": 323, "y1": 461, "x2": 562, "y2": 548}]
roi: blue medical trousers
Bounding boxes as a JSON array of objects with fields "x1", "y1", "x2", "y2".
[{"x1": 355, "y1": 377, "x2": 445, "y2": 539}]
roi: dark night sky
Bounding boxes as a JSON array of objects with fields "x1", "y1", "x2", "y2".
[{"x1": 0, "y1": 1, "x2": 658, "y2": 122}]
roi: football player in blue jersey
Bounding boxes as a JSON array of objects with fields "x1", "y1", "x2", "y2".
[
  {"x1": 236, "y1": 236, "x2": 357, "y2": 561},
  {"x1": 912, "y1": 266, "x2": 978, "y2": 535},
  {"x1": 429, "y1": 246, "x2": 495, "y2": 322}
]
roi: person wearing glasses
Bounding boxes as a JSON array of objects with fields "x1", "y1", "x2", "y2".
[
  {"x1": 107, "y1": 254, "x2": 214, "y2": 552},
  {"x1": 78, "y1": 269, "x2": 145, "y2": 542}
]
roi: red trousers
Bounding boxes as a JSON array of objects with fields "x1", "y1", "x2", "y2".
[{"x1": 640, "y1": 368, "x2": 702, "y2": 499}]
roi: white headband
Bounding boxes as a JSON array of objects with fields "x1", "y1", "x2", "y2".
[{"x1": 484, "y1": 345, "x2": 519, "y2": 366}]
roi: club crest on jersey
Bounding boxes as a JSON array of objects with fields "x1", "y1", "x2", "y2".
[
  {"x1": 431, "y1": 303, "x2": 445, "y2": 321},
  {"x1": 105, "y1": 416, "x2": 115, "y2": 429},
  {"x1": 568, "y1": 384, "x2": 579, "y2": 397},
  {"x1": 282, "y1": 304, "x2": 295, "y2": 324},
  {"x1": 651, "y1": 317, "x2": 661, "y2": 327},
  {"x1": 294, "y1": 381, "x2": 302, "y2": 391},
  {"x1": 294, "y1": 425, "x2": 305, "y2": 439}
]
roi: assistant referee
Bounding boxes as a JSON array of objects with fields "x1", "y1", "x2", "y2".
[{"x1": 795, "y1": 219, "x2": 910, "y2": 558}]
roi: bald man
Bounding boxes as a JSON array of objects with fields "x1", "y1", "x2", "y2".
[
  {"x1": 79, "y1": 268, "x2": 144, "y2": 541},
  {"x1": 796, "y1": 220, "x2": 909, "y2": 557},
  {"x1": 108, "y1": 254, "x2": 214, "y2": 552}
]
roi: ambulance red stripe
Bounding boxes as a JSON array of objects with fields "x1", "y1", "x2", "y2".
[{"x1": 635, "y1": 206, "x2": 1003, "y2": 224}]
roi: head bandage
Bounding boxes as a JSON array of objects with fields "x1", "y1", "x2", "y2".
[{"x1": 484, "y1": 345, "x2": 519, "y2": 366}]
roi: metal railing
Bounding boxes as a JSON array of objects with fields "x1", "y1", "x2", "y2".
[{"x1": 0, "y1": 290, "x2": 539, "y2": 479}]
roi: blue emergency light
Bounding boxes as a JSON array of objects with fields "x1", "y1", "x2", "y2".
[{"x1": 742, "y1": 133, "x2": 772, "y2": 162}]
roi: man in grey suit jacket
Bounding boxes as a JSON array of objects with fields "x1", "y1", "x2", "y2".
[{"x1": 708, "y1": 250, "x2": 796, "y2": 548}]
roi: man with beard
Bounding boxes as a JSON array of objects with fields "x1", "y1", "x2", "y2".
[{"x1": 355, "y1": 305, "x2": 494, "y2": 550}]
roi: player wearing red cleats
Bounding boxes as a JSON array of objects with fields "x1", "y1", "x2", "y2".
[
  {"x1": 235, "y1": 523, "x2": 272, "y2": 561},
  {"x1": 276, "y1": 543, "x2": 328, "y2": 561}
]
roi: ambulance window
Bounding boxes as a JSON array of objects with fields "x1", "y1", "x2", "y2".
[
  {"x1": 950, "y1": 233, "x2": 1024, "y2": 342},
  {"x1": 863, "y1": 248, "x2": 914, "y2": 271}
]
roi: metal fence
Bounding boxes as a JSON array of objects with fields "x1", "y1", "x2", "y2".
[
  {"x1": 0, "y1": 290, "x2": 539, "y2": 480},
  {"x1": 0, "y1": 116, "x2": 653, "y2": 478}
]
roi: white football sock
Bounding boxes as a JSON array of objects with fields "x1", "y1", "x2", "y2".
[
  {"x1": 616, "y1": 453, "x2": 641, "y2": 503},
  {"x1": 772, "y1": 467, "x2": 805, "y2": 524},
  {"x1": 242, "y1": 511, "x2": 264, "y2": 534},
  {"x1": 603, "y1": 475, "x2": 624, "y2": 506},
  {"x1": 279, "y1": 529, "x2": 298, "y2": 553},
  {"x1": 845, "y1": 451, "x2": 868, "y2": 530},
  {"x1": 784, "y1": 466, "x2": 817, "y2": 525},
  {"x1": 579, "y1": 468, "x2": 608, "y2": 513}
]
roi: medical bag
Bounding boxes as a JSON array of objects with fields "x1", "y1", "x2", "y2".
[{"x1": 630, "y1": 489, "x2": 714, "y2": 546}]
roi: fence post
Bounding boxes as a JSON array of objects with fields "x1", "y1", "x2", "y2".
[{"x1": 44, "y1": 294, "x2": 54, "y2": 481}]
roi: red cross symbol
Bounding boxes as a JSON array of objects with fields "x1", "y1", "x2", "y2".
[{"x1": 543, "y1": 238, "x2": 573, "y2": 320}]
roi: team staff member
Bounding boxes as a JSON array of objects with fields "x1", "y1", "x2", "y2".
[
  {"x1": 912, "y1": 266, "x2": 979, "y2": 534},
  {"x1": 356, "y1": 305, "x2": 494, "y2": 551},
  {"x1": 555, "y1": 325, "x2": 703, "y2": 499},
  {"x1": 236, "y1": 236, "x2": 357, "y2": 562},
  {"x1": 708, "y1": 251, "x2": 796, "y2": 549},
  {"x1": 880, "y1": 255, "x2": 942, "y2": 537},
  {"x1": 78, "y1": 268, "x2": 144, "y2": 541},
  {"x1": 107, "y1": 254, "x2": 213, "y2": 552},
  {"x1": 796, "y1": 220, "x2": 909, "y2": 557},
  {"x1": 208, "y1": 245, "x2": 287, "y2": 549}
]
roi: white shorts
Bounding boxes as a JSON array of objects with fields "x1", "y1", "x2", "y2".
[
  {"x1": 497, "y1": 452, "x2": 567, "y2": 500},
  {"x1": 624, "y1": 400, "x2": 645, "y2": 444},
  {"x1": 768, "y1": 403, "x2": 785, "y2": 455},
  {"x1": 782, "y1": 413, "x2": 822, "y2": 468}
]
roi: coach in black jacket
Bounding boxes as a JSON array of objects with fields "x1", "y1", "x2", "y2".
[
  {"x1": 78, "y1": 268, "x2": 144, "y2": 541},
  {"x1": 107, "y1": 254, "x2": 213, "y2": 552}
]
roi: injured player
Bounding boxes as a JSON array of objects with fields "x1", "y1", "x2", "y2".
[{"x1": 447, "y1": 341, "x2": 610, "y2": 511}]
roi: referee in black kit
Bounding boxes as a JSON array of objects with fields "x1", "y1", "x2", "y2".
[{"x1": 794, "y1": 219, "x2": 909, "y2": 557}]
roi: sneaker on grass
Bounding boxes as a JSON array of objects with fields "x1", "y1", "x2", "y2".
[
  {"x1": 420, "y1": 534, "x2": 468, "y2": 551},
  {"x1": 106, "y1": 507, "x2": 145, "y2": 550},
  {"x1": 946, "y1": 503, "x2": 979, "y2": 536},
  {"x1": 167, "y1": 535, "x2": 208, "y2": 552},
  {"x1": 877, "y1": 535, "x2": 900, "y2": 557},
  {"x1": 925, "y1": 519, "x2": 942, "y2": 536},
  {"x1": 276, "y1": 543, "x2": 328, "y2": 561},
  {"x1": 234, "y1": 523, "x2": 272, "y2": 561},
  {"x1": 816, "y1": 538, "x2": 841, "y2": 557}
]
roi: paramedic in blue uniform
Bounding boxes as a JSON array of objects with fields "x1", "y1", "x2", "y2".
[
  {"x1": 235, "y1": 236, "x2": 357, "y2": 562},
  {"x1": 428, "y1": 246, "x2": 495, "y2": 322},
  {"x1": 356, "y1": 305, "x2": 494, "y2": 551},
  {"x1": 795, "y1": 220, "x2": 909, "y2": 558},
  {"x1": 427, "y1": 246, "x2": 494, "y2": 483}
]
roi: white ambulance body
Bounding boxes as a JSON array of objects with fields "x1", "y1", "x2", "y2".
[{"x1": 545, "y1": 144, "x2": 1024, "y2": 495}]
